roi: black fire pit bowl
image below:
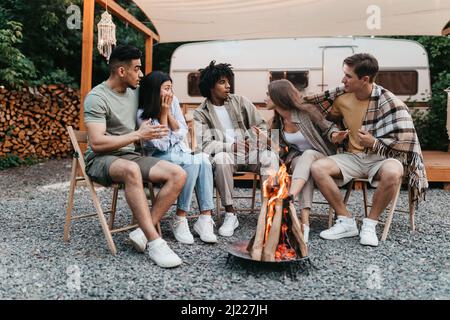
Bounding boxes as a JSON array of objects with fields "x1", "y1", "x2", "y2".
[{"x1": 226, "y1": 240, "x2": 315, "y2": 279}]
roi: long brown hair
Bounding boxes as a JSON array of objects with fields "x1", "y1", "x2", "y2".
[{"x1": 268, "y1": 79, "x2": 323, "y2": 127}]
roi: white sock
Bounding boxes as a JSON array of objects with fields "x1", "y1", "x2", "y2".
[
  {"x1": 175, "y1": 215, "x2": 187, "y2": 221},
  {"x1": 147, "y1": 237, "x2": 163, "y2": 248},
  {"x1": 198, "y1": 214, "x2": 212, "y2": 220},
  {"x1": 364, "y1": 218, "x2": 378, "y2": 226},
  {"x1": 338, "y1": 215, "x2": 354, "y2": 223}
]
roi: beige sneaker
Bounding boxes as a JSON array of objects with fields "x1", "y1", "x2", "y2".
[
  {"x1": 193, "y1": 215, "x2": 218, "y2": 243},
  {"x1": 172, "y1": 216, "x2": 194, "y2": 245},
  {"x1": 218, "y1": 212, "x2": 239, "y2": 237},
  {"x1": 147, "y1": 238, "x2": 182, "y2": 268},
  {"x1": 360, "y1": 218, "x2": 379, "y2": 247},
  {"x1": 129, "y1": 228, "x2": 147, "y2": 253},
  {"x1": 320, "y1": 216, "x2": 358, "y2": 240},
  {"x1": 302, "y1": 224, "x2": 310, "y2": 243}
]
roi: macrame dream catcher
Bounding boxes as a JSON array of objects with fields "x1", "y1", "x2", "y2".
[{"x1": 97, "y1": 3, "x2": 116, "y2": 62}]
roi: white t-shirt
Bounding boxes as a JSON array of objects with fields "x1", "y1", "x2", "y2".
[
  {"x1": 283, "y1": 130, "x2": 314, "y2": 152},
  {"x1": 213, "y1": 105, "x2": 236, "y2": 143}
]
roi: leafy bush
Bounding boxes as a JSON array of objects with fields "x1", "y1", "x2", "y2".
[
  {"x1": 0, "y1": 154, "x2": 39, "y2": 170},
  {"x1": 0, "y1": 21, "x2": 36, "y2": 88},
  {"x1": 32, "y1": 68, "x2": 77, "y2": 88},
  {"x1": 413, "y1": 71, "x2": 450, "y2": 150},
  {"x1": 395, "y1": 36, "x2": 450, "y2": 150}
]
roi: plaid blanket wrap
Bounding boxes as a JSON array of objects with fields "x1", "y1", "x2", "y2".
[{"x1": 304, "y1": 84, "x2": 428, "y2": 205}]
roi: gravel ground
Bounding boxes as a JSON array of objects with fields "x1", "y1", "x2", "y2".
[{"x1": 0, "y1": 158, "x2": 449, "y2": 300}]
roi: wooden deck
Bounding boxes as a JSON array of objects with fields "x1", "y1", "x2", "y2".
[{"x1": 423, "y1": 151, "x2": 450, "y2": 189}]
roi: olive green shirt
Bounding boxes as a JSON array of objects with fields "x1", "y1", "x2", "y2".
[{"x1": 83, "y1": 82, "x2": 139, "y2": 160}]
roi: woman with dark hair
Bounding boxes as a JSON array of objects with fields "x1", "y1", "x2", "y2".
[
  {"x1": 267, "y1": 79, "x2": 342, "y2": 243},
  {"x1": 137, "y1": 71, "x2": 217, "y2": 245}
]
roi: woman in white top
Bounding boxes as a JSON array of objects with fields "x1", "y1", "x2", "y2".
[
  {"x1": 137, "y1": 71, "x2": 217, "y2": 245},
  {"x1": 266, "y1": 79, "x2": 340, "y2": 242}
]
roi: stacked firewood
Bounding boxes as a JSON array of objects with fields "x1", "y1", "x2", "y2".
[{"x1": 0, "y1": 85, "x2": 80, "y2": 160}]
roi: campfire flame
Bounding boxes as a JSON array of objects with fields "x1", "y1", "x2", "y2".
[{"x1": 262, "y1": 164, "x2": 297, "y2": 261}]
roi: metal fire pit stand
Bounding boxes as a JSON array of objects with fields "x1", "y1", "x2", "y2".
[{"x1": 226, "y1": 240, "x2": 316, "y2": 280}]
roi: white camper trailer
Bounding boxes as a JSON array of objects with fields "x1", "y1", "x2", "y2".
[{"x1": 170, "y1": 37, "x2": 431, "y2": 112}]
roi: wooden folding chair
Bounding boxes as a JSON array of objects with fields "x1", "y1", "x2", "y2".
[
  {"x1": 327, "y1": 178, "x2": 415, "y2": 241},
  {"x1": 64, "y1": 126, "x2": 160, "y2": 255}
]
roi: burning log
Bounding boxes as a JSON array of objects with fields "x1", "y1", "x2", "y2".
[
  {"x1": 262, "y1": 199, "x2": 283, "y2": 262},
  {"x1": 247, "y1": 164, "x2": 308, "y2": 261},
  {"x1": 288, "y1": 201, "x2": 308, "y2": 258},
  {"x1": 247, "y1": 196, "x2": 268, "y2": 260}
]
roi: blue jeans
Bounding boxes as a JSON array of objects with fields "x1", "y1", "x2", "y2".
[{"x1": 153, "y1": 148, "x2": 215, "y2": 212}]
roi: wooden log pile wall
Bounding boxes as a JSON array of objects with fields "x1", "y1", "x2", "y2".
[{"x1": 0, "y1": 85, "x2": 80, "y2": 160}]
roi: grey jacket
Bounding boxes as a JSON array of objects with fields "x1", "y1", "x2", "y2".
[
  {"x1": 193, "y1": 94, "x2": 267, "y2": 156},
  {"x1": 273, "y1": 109, "x2": 339, "y2": 167}
]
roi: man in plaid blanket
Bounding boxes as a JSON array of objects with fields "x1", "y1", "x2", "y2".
[{"x1": 306, "y1": 53, "x2": 428, "y2": 247}]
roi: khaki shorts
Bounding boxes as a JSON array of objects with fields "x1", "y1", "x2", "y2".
[
  {"x1": 328, "y1": 152, "x2": 403, "y2": 187},
  {"x1": 85, "y1": 150, "x2": 160, "y2": 186}
]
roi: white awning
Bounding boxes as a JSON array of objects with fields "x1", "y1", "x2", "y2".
[{"x1": 133, "y1": 0, "x2": 450, "y2": 43}]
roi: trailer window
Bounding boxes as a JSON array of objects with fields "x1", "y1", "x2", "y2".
[
  {"x1": 270, "y1": 71, "x2": 309, "y2": 91},
  {"x1": 376, "y1": 71, "x2": 418, "y2": 95},
  {"x1": 188, "y1": 72, "x2": 234, "y2": 97}
]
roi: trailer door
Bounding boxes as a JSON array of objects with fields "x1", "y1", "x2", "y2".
[{"x1": 321, "y1": 46, "x2": 355, "y2": 91}]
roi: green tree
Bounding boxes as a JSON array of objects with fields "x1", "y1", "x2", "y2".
[
  {"x1": 0, "y1": 0, "x2": 82, "y2": 87},
  {"x1": 0, "y1": 0, "x2": 177, "y2": 81}
]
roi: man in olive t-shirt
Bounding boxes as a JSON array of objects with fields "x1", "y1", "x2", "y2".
[{"x1": 84, "y1": 45, "x2": 185, "y2": 268}]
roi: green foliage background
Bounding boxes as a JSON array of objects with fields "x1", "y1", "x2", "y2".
[
  {"x1": 399, "y1": 36, "x2": 450, "y2": 151},
  {"x1": 0, "y1": 0, "x2": 448, "y2": 156}
]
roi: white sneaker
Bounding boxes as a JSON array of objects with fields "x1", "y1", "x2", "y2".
[
  {"x1": 360, "y1": 218, "x2": 379, "y2": 247},
  {"x1": 218, "y1": 212, "x2": 239, "y2": 237},
  {"x1": 302, "y1": 224, "x2": 310, "y2": 243},
  {"x1": 193, "y1": 215, "x2": 218, "y2": 243},
  {"x1": 129, "y1": 228, "x2": 147, "y2": 253},
  {"x1": 172, "y1": 216, "x2": 194, "y2": 245},
  {"x1": 320, "y1": 216, "x2": 359, "y2": 240},
  {"x1": 147, "y1": 238, "x2": 182, "y2": 268}
]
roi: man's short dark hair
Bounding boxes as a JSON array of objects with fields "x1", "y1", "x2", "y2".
[
  {"x1": 108, "y1": 45, "x2": 142, "y2": 74},
  {"x1": 198, "y1": 61, "x2": 234, "y2": 99},
  {"x1": 343, "y1": 53, "x2": 379, "y2": 82}
]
